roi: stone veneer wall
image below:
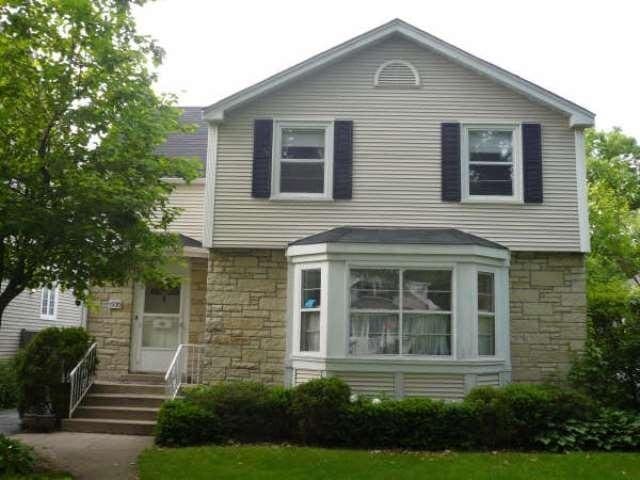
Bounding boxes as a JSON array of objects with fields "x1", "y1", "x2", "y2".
[
  {"x1": 203, "y1": 249, "x2": 287, "y2": 384},
  {"x1": 87, "y1": 258, "x2": 208, "y2": 380},
  {"x1": 509, "y1": 252, "x2": 587, "y2": 383}
]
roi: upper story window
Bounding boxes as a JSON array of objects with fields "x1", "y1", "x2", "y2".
[
  {"x1": 272, "y1": 121, "x2": 333, "y2": 199},
  {"x1": 349, "y1": 268, "x2": 452, "y2": 356},
  {"x1": 299, "y1": 268, "x2": 321, "y2": 352},
  {"x1": 462, "y1": 125, "x2": 522, "y2": 203},
  {"x1": 40, "y1": 286, "x2": 57, "y2": 320}
]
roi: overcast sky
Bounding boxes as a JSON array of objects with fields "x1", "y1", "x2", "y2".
[{"x1": 134, "y1": 0, "x2": 640, "y2": 139}]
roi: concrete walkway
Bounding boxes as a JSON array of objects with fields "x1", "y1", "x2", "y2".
[
  {"x1": 0, "y1": 408, "x2": 21, "y2": 435},
  {"x1": 12, "y1": 432, "x2": 153, "y2": 480}
]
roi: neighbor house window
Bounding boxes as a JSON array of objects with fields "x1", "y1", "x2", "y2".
[
  {"x1": 299, "y1": 269, "x2": 321, "y2": 352},
  {"x1": 463, "y1": 125, "x2": 521, "y2": 201},
  {"x1": 273, "y1": 122, "x2": 333, "y2": 198},
  {"x1": 349, "y1": 269, "x2": 452, "y2": 356},
  {"x1": 478, "y1": 272, "x2": 495, "y2": 356},
  {"x1": 40, "y1": 286, "x2": 57, "y2": 320}
]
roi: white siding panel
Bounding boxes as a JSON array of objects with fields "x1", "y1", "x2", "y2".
[
  {"x1": 403, "y1": 373, "x2": 466, "y2": 400},
  {"x1": 167, "y1": 182, "x2": 205, "y2": 243},
  {"x1": 476, "y1": 373, "x2": 501, "y2": 387},
  {"x1": 213, "y1": 37, "x2": 580, "y2": 251},
  {"x1": 333, "y1": 372, "x2": 395, "y2": 397},
  {"x1": 0, "y1": 287, "x2": 83, "y2": 358},
  {"x1": 294, "y1": 368, "x2": 323, "y2": 385}
]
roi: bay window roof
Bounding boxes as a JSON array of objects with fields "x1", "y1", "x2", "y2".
[{"x1": 289, "y1": 227, "x2": 507, "y2": 250}]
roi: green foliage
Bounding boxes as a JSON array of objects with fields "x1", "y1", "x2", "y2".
[
  {"x1": 0, "y1": 434, "x2": 36, "y2": 476},
  {"x1": 465, "y1": 384, "x2": 595, "y2": 449},
  {"x1": 155, "y1": 379, "x2": 627, "y2": 452},
  {"x1": 0, "y1": 357, "x2": 18, "y2": 409},
  {"x1": 586, "y1": 128, "x2": 640, "y2": 289},
  {"x1": 182, "y1": 382, "x2": 292, "y2": 443},
  {"x1": 570, "y1": 288, "x2": 640, "y2": 410},
  {"x1": 537, "y1": 408, "x2": 640, "y2": 452},
  {"x1": 0, "y1": 0, "x2": 202, "y2": 324},
  {"x1": 14, "y1": 327, "x2": 93, "y2": 415},
  {"x1": 155, "y1": 400, "x2": 222, "y2": 447},
  {"x1": 290, "y1": 377, "x2": 351, "y2": 445}
]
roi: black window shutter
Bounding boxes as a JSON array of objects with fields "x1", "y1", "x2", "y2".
[
  {"x1": 252, "y1": 119, "x2": 273, "y2": 198},
  {"x1": 441, "y1": 123, "x2": 461, "y2": 202},
  {"x1": 333, "y1": 120, "x2": 353, "y2": 199},
  {"x1": 522, "y1": 123, "x2": 543, "y2": 203}
]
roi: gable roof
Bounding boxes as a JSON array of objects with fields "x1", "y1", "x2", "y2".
[
  {"x1": 203, "y1": 19, "x2": 594, "y2": 127},
  {"x1": 156, "y1": 106, "x2": 208, "y2": 172}
]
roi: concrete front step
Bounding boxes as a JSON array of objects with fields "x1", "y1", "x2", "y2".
[
  {"x1": 84, "y1": 393, "x2": 166, "y2": 409},
  {"x1": 62, "y1": 418, "x2": 156, "y2": 436},
  {"x1": 92, "y1": 382, "x2": 165, "y2": 396},
  {"x1": 74, "y1": 405, "x2": 160, "y2": 422},
  {"x1": 121, "y1": 373, "x2": 165, "y2": 384}
]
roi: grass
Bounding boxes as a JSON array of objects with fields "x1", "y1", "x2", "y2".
[{"x1": 138, "y1": 445, "x2": 640, "y2": 480}]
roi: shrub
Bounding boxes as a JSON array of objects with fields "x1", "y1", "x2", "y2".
[
  {"x1": 538, "y1": 408, "x2": 640, "y2": 452},
  {"x1": 0, "y1": 358, "x2": 18, "y2": 409},
  {"x1": 290, "y1": 377, "x2": 351, "y2": 445},
  {"x1": 570, "y1": 286, "x2": 640, "y2": 410},
  {"x1": 346, "y1": 397, "x2": 480, "y2": 450},
  {"x1": 15, "y1": 327, "x2": 93, "y2": 417},
  {"x1": 184, "y1": 381, "x2": 292, "y2": 442},
  {"x1": 464, "y1": 383, "x2": 595, "y2": 449},
  {"x1": 155, "y1": 399, "x2": 222, "y2": 447},
  {"x1": 0, "y1": 434, "x2": 36, "y2": 476}
]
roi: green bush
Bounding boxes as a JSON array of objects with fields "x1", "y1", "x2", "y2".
[
  {"x1": 155, "y1": 399, "x2": 222, "y2": 447},
  {"x1": 15, "y1": 327, "x2": 93, "y2": 416},
  {"x1": 0, "y1": 358, "x2": 18, "y2": 409},
  {"x1": 465, "y1": 383, "x2": 595, "y2": 449},
  {"x1": 570, "y1": 286, "x2": 640, "y2": 411},
  {"x1": 538, "y1": 408, "x2": 640, "y2": 452},
  {"x1": 290, "y1": 377, "x2": 351, "y2": 445},
  {"x1": 0, "y1": 434, "x2": 36, "y2": 476}
]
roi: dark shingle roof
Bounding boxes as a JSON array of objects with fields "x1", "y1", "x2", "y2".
[
  {"x1": 156, "y1": 107, "x2": 208, "y2": 173},
  {"x1": 289, "y1": 227, "x2": 507, "y2": 250},
  {"x1": 179, "y1": 234, "x2": 202, "y2": 248}
]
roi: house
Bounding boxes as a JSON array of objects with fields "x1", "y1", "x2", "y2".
[
  {"x1": 86, "y1": 19, "x2": 593, "y2": 401},
  {"x1": 0, "y1": 286, "x2": 85, "y2": 357}
]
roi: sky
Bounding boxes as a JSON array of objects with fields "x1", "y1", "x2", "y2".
[{"x1": 134, "y1": 0, "x2": 640, "y2": 139}]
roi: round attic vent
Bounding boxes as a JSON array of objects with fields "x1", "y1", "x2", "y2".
[{"x1": 374, "y1": 60, "x2": 420, "y2": 88}]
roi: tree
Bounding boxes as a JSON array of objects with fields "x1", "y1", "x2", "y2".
[
  {"x1": 0, "y1": 0, "x2": 201, "y2": 325},
  {"x1": 586, "y1": 128, "x2": 640, "y2": 290}
]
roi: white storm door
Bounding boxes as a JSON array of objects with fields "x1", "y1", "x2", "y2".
[{"x1": 133, "y1": 282, "x2": 187, "y2": 372}]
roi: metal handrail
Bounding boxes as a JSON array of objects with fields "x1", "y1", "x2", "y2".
[
  {"x1": 68, "y1": 342, "x2": 98, "y2": 417},
  {"x1": 165, "y1": 343, "x2": 203, "y2": 399}
]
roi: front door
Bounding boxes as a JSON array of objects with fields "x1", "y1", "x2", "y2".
[{"x1": 131, "y1": 280, "x2": 189, "y2": 372}]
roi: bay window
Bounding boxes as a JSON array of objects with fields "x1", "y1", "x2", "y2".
[
  {"x1": 299, "y1": 269, "x2": 321, "y2": 352},
  {"x1": 478, "y1": 271, "x2": 496, "y2": 356},
  {"x1": 349, "y1": 268, "x2": 452, "y2": 356}
]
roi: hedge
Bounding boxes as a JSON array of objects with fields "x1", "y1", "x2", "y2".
[
  {"x1": 153, "y1": 377, "x2": 639, "y2": 452},
  {"x1": 0, "y1": 358, "x2": 18, "y2": 409}
]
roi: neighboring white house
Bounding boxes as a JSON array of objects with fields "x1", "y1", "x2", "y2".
[{"x1": 0, "y1": 286, "x2": 85, "y2": 357}]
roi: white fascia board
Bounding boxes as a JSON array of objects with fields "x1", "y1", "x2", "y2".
[
  {"x1": 202, "y1": 123, "x2": 218, "y2": 248},
  {"x1": 203, "y1": 19, "x2": 594, "y2": 127},
  {"x1": 286, "y1": 242, "x2": 510, "y2": 262}
]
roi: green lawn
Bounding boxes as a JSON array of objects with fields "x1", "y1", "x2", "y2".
[{"x1": 138, "y1": 445, "x2": 640, "y2": 480}]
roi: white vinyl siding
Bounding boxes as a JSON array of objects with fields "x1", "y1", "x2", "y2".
[
  {"x1": 166, "y1": 180, "x2": 205, "y2": 242},
  {"x1": 0, "y1": 286, "x2": 83, "y2": 358},
  {"x1": 212, "y1": 36, "x2": 580, "y2": 251}
]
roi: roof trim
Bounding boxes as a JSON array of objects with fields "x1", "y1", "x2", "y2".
[{"x1": 203, "y1": 19, "x2": 594, "y2": 128}]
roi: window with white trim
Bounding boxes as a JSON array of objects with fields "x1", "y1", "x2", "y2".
[
  {"x1": 272, "y1": 122, "x2": 333, "y2": 198},
  {"x1": 40, "y1": 286, "x2": 57, "y2": 320},
  {"x1": 462, "y1": 125, "x2": 522, "y2": 202},
  {"x1": 349, "y1": 269, "x2": 452, "y2": 356},
  {"x1": 478, "y1": 272, "x2": 495, "y2": 356},
  {"x1": 299, "y1": 269, "x2": 321, "y2": 352}
]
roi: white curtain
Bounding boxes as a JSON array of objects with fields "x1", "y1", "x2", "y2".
[{"x1": 403, "y1": 314, "x2": 451, "y2": 355}]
